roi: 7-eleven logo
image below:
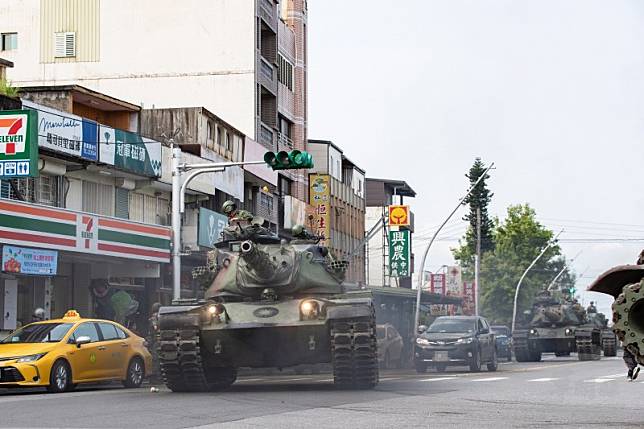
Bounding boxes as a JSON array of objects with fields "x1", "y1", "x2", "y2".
[{"x1": 0, "y1": 114, "x2": 27, "y2": 156}]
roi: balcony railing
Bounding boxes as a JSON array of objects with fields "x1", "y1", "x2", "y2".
[
  {"x1": 259, "y1": 122, "x2": 274, "y2": 147},
  {"x1": 260, "y1": 58, "x2": 274, "y2": 81},
  {"x1": 277, "y1": 132, "x2": 293, "y2": 148}
]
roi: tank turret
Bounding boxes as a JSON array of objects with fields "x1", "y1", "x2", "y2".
[{"x1": 239, "y1": 240, "x2": 276, "y2": 280}]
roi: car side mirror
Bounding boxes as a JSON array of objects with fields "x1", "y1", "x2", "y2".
[{"x1": 75, "y1": 336, "x2": 91, "y2": 348}]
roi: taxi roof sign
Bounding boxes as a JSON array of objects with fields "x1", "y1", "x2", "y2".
[{"x1": 63, "y1": 310, "x2": 81, "y2": 319}]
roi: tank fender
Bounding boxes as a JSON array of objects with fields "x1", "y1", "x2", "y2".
[
  {"x1": 158, "y1": 305, "x2": 201, "y2": 330},
  {"x1": 327, "y1": 304, "x2": 373, "y2": 320},
  {"x1": 588, "y1": 265, "x2": 644, "y2": 298}
]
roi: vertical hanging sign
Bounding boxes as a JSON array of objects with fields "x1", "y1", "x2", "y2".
[
  {"x1": 0, "y1": 110, "x2": 38, "y2": 178},
  {"x1": 388, "y1": 229, "x2": 410, "y2": 277},
  {"x1": 309, "y1": 174, "x2": 331, "y2": 244}
]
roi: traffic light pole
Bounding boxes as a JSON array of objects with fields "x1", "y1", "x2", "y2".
[{"x1": 170, "y1": 147, "x2": 273, "y2": 301}]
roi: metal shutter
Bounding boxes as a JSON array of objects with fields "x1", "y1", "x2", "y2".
[{"x1": 115, "y1": 188, "x2": 129, "y2": 219}]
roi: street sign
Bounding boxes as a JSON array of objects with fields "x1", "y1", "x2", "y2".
[
  {"x1": 0, "y1": 110, "x2": 38, "y2": 179},
  {"x1": 388, "y1": 205, "x2": 410, "y2": 227},
  {"x1": 198, "y1": 208, "x2": 228, "y2": 248},
  {"x1": 388, "y1": 229, "x2": 410, "y2": 277},
  {"x1": 462, "y1": 281, "x2": 475, "y2": 315}
]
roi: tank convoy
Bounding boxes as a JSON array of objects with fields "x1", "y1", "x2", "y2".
[
  {"x1": 512, "y1": 289, "x2": 604, "y2": 361},
  {"x1": 588, "y1": 250, "x2": 644, "y2": 366},
  {"x1": 156, "y1": 204, "x2": 378, "y2": 392}
]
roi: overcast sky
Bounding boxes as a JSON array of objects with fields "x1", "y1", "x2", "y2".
[{"x1": 308, "y1": 0, "x2": 644, "y2": 315}]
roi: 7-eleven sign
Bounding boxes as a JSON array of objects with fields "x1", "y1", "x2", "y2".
[{"x1": 0, "y1": 110, "x2": 38, "y2": 178}]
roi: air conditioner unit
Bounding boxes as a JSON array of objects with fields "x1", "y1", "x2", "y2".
[{"x1": 54, "y1": 32, "x2": 76, "y2": 58}]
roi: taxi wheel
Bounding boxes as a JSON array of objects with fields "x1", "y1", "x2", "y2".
[
  {"x1": 123, "y1": 357, "x2": 145, "y2": 388},
  {"x1": 47, "y1": 360, "x2": 73, "y2": 393}
]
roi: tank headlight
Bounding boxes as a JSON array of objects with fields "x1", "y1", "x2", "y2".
[
  {"x1": 204, "y1": 303, "x2": 226, "y2": 323},
  {"x1": 529, "y1": 329, "x2": 539, "y2": 336},
  {"x1": 300, "y1": 300, "x2": 320, "y2": 320},
  {"x1": 565, "y1": 328, "x2": 573, "y2": 336}
]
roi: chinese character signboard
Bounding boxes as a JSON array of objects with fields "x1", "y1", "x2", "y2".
[
  {"x1": 388, "y1": 229, "x2": 410, "y2": 277},
  {"x1": 0, "y1": 110, "x2": 38, "y2": 178},
  {"x1": 2, "y1": 245, "x2": 58, "y2": 275},
  {"x1": 462, "y1": 281, "x2": 476, "y2": 315},
  {"x1": 22, "y1": 101, "x2": 98, "y2": 161},
  {"x1": 446, "y1": 265, "x2": 462, "y2": 295},
  {"x1": 99, "y1": 126, "x2": 162, "y2": 177},
  {"x1": 309, "y1": 174, "x2": 330, "y2": 244},
  {"x1": 388, "y1": 205, "x2": 410, "y2": 227},
  {"x1": 430, "y1": 273, "x2": 446, "y2": 294},
  {"x1": 198, "y1": 208, "x2": 228, "y2": 248}
]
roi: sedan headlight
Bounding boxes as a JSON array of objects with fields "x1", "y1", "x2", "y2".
[
  {"x1": 416, "y1": 337, "x2": 431, "y2": 346},
  {"x1": 16, "y1": 353, "x2": 46, "y2": 363},
  {"x1": 456, "y1": 337, "x2": 474, "y2": 344}
]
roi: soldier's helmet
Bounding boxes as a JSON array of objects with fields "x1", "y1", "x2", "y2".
[{"x1": 222, "y1": 200, "x2": 237, "y2": 215}]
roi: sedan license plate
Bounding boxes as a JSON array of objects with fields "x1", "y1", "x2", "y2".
[{"x1": 434, "y1": 351, "x2": 449, "y2": 362}]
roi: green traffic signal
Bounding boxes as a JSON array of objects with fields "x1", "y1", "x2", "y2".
[{"x1": 264, "y1": 150, "x2": 314, "y2": 170}]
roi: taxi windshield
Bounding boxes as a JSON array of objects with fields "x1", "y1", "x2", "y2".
[{"x1": 1, "y1": 323, "x2": 74, "y2": 344}]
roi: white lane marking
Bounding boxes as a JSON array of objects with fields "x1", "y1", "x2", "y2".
[
  {"x1": 237, "y1": 378, "x2": 266, "y2": 382},
  {"x1": 583, "y1": 378, "x2": 614, "y2": 383},
  {"x1": 601, "y1": 373, "x2": 626, "y2": 379},
  {"x1": 380, "y1": 377, "x2": 402, "y2": 381},
  {"x1": 314, "y1": 378, "x2": 334, "y2": 382},
  {"x1": 419, "y1": 377, "x2": 454, "y2": 382},
  {"x1": 471, "y1": 377, "x2": 508, "y2": 382},
  {"x1": 528, "y1": 378, "x2": 559, "y2": 382}
]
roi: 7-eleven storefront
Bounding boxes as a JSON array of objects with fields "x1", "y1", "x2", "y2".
[{"x1": 0, "y1": 199, "x2": 170, "y2": 333}]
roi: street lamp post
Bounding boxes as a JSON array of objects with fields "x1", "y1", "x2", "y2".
[
  {"x1": 510, "y1": 229, "x2": 564, "y2": 332},
  {"x1": 413, "y1": 163, "x2": 494, "y2": 335}
]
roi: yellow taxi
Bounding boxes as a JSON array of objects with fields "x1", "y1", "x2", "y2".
[{"x1": 0, "y1": 310, "x2": 152, "y2": 393}]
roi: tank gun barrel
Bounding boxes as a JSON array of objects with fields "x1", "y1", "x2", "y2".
[{"x1": 240, "y1": 240, "x2": 276, "y2": 279}]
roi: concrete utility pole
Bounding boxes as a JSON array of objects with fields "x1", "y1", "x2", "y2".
[
  {"x1": 511, "y1": 229, "x2": 564, "y2": 332},
  {"x1": 475, "y1": 207, "x2": 481, "y2": 316},
  {"x1": 414, "y1": 163, "x2": 494, "y2": 335},
  {"x1": 170, "y1": 148, "x2": 269, "y2": 301}
]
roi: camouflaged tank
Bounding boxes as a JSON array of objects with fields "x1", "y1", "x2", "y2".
[
  {"x1": 157, "y1": 220, "x2": 378, "y2": 392},
  {"x1": 588, "y1": 250, "x2": 644, "y2": 366},
  {"x1": 513, "y1": 289, "x2": 602, "y2": 362}
]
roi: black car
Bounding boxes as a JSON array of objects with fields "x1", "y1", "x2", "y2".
[
  {"x1": 491, "y1": 325, "x2": 512, "y2": 361},
  {"x1": 414, "y1": 316, "x2": 498, "y2": 373}
]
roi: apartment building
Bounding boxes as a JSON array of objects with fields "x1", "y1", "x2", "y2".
[
  {"x1": 307, "y1": 140, "x2": 366, "y2": 284},
  {"x1": 0, "y1": 0, "x2": 310, "y2": 222}
]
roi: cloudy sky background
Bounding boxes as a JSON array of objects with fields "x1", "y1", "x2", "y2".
[{"x1": 308, "y1": 0, "x2": 644, "y2": 316}]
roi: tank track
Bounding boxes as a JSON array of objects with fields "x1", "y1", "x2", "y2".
[
  {"x1": 158, "y1": 327, "x2": 236, "y2": 392},
  {"x1": 601, "y1": 331, "x2": 617, "y2": 357},
  {"x1": 513, "y1": 331, "x2": 540, "y2": 362},
  {"x1": 612, "y1": 280, "x2": 644, "y2": 365},
  {"x1": 331, "y1": 316, "x2": 379, "y2": 389},
  {"x1": 575, "y1": 328, "x2": 601, "y2": 361}
]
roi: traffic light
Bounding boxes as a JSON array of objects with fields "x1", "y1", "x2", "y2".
[{"x1": 264, "y1": 150, "x2": 314, "y2": 170}]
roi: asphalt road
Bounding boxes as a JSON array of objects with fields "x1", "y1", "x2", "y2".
[{"x1": 0, "y1": 354, "x2": 641, "y2": 429}]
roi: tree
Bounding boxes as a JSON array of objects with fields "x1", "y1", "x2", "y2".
[
  {"x1": 477, "y1": 204, "x2": 574, "y2": 325},
  {"x1": 452, "y1": 158, "x2": 494, "y2": 271}
]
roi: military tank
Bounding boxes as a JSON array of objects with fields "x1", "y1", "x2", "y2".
[
  {"x1": 588, "y1": 250, "x2": 644, "y2": 366},
  {"x1": 512, "y1": 289, "x2": 602, "y2": 362},
  {"x1": 156, "y1": 217, "x2": 379, "y2": 392}
]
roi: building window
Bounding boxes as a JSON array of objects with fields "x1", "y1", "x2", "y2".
[
  {"x1": 217, "y1": 126, "x2": 223, "y2": 147},
  {"x1": 82, "y1": 181, "x2": 114, "y2": 216},
  {"x1": 206, "y1": 121, "x2": 214, "y2": 149},
  {"x1": 36, "y1": 175, "x2": 59, "y2": 207},
  {"x1": 260, "y1": 193, "x2": 273, "y2": 214},
  {"x1": 1, "y1": 33, "x2": 17, "y2": 51},
  {"x1": 54, "y1": 32, "x2": 76, "y2": 58},
  {"x1": 278, "y1": 54, "x2": 293, "y2": 91},
  {"x1": 226, "y1": 132, "x2": 232, "y2": 151}
]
